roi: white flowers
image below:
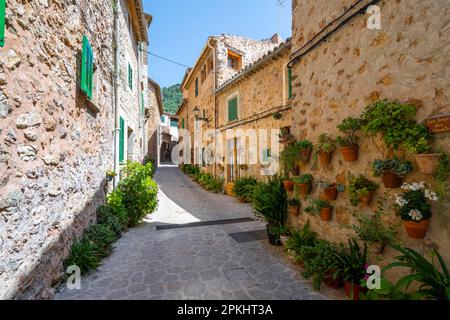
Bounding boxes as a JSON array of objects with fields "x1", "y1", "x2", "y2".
[
  {"x1": 424, "y1": 189, "x2": 438, "y2": 201},
  {"x1": 408, "y1": 209, "x2": 423, "y2": 222},
  {"x1": 401, "y1": 182, "x2": 425, "y2": 191},
  {"x1": 395, "y1": 196, "x2": 408, "y2": 207},
  {"x1": 400, "y1": 182, "x2": 438, "y2": 202}
]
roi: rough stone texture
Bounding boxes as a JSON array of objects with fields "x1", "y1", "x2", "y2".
[
  {"x1": 146, "y1": 80, "x2": 163, "y2": 164},
  {"x1": 290, "y1": 0, "x2": 450, "y2": 278},
  {"x1": 55, "y1": 167, "x2": 340, "y2": 300}
]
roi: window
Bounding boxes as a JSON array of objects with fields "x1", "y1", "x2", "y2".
[
  {"x1": 161, "y1": 115, "x2": 165, "y2": 122},
  {"x1": 195, "y1": 77, "x2": 199, "y2": 97},
  {"x1": 227, "y1": 96, "x2": 238, "y2": 122},
  {"x1": 181, "y1": 118, "x2": 185, "y2": 129},
  {"x1": 119, "y1": 117, "x2": 125, "y2": 163},
  {"x1": 227, "y1": 51, "x2": 241, "y2": 71},
  {"x1": 288, "y1": 67, "x2": 293, "y2": 99},
  {"x1": 203, "y1": 109, "x2": 206, "y2": 119},
  {"x1": 170, "y1": 119, "x2": 178, "y2": 127},
  {"x1": 81, "y1": 35, "x2": 94, "y2": 100},
  {"x1": 0, "y1": 0, "x2": 5, "y2": 48},
  {"x1": 128, "y1": 63, "x2": 133, "y2": 90}
]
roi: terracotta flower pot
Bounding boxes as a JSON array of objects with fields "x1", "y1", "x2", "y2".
[
  {"x1": 283, "y1": 180, "x2": 294, "y2": 192},
  {"x1": 318, "y1": 151, "x2": 332, "y2": 167},
  {"x1": 359, "y1": 190, "x2": 375, "y2": 206},
  {"x1": 322, "y1": 184, "x2": 338, "y2": 201},
  {"x1": 320, "y1": 207, "x2": 332, "y2": 221},
  {"x1": 340, "y1": 145, "x2": 359, "y2": 162},
  {"x1": 226, "y1": 182, "x2": 235, "y2": 196},
  {"x1": 297, "y1": 183, "x2": 310, "y2": 199},
  {"x1": 288, "y1": 205, "x2": 299, "y2": 216},
  {"x1": 415, "y1": 154, "x2": 440, "y2": 175},
  {"x1": 344, "y1": 281, "x2": 367, "y2": 300},
  {"x1": 300, "y1": 149, "x2": 312, "y2": 163},
  {"x1": 324, "y1": 269, "x2": 343, "y2": 289},
  {"x1": 382, "y1": 171, "x2": 403, "y2": 188},
  {"x1": 403, "y1": 219, "x2": 430, "y2": 239},
  {"x1": 369, "y1": 242, "x2": 385, "y2": 254}
]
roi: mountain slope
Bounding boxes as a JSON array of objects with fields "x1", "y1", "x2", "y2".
[{"x1": 162, "y1": 84, "x2": 182, "y2": 115}]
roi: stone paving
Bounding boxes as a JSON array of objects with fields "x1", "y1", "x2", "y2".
[{"x1": 55, "y1": 166, "x2": 342, "y2": 300}]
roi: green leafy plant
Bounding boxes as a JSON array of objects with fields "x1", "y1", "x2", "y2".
[
  {"x1": 360, "y1": 277, "x2": 419, "y2": 300},
  {"x1": 280, "y1": 144, "x2": 301, "y2": 175},
  {"x1": 350, "y1": 210, "x2": 397, "y2": 247},
  {"x1": 395, "y1": 182, "x2": 438, "y2": 222},
  {"x1": 304, "y1": 198, "x2": 331, "y2": 216},
  {"x1": 233, "y1": 176, "x2": 258, "y2": 202},
  {"x1": 252, "y1": 176, "x2": 288, "y2": 228},
  {"x1": 106, "y1": 188, "x2": 129, "y2": 228},
  {"x1": 316, "y1": 134, "x2": 336, "y2": 153},
  {"x1": 348, "y1": 175, "x2": 379, "y2": 206},
  {"x1": 106, "y1": 169, "x2": 117, "y2": 178},
  {"x1": 284, "y1": 220, "x2": 317, "y2": 260},
  {"x1": 384, "y1": 244, "x2": 450, "y2": 300},
  {"x1": 279, "y1": 127, "x2": 296, "y2": 145},
  {"x1": 288, "y1": 198, "x2": 301, "y2": 207},
  {"x1": 403, "y1": 125, "x2": 434, "y2": 154},
  {"x1": 372, "y1": 157, "x2": 413, "y2": 178},
  {"x1": 96, "y1": 205, "x2": 123, "y2": 237},
  {"x1": 296, "y1": 139, "x2": 313, "y2": 151},
  {"x1": 336, "y1": 117, "x2": 362, "y2": 146},
  {"x1": 293, "y1": 174, "x2": 313, "y2": 185},
  {"x1": 64, "y1": 239, "x2": 101, "y2": 275},
  {"x1": 434, "y1": 150, "x2": 450, "y2": 228},
  {"x1": 334, "y1": 239, "x2": 369, "y2": 285}
]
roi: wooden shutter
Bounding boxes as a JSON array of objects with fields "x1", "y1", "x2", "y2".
[
  {"x1": 288, "y1": 67, "x2": 292, "y2": 99},
  {"x1": 0, "y1": 0, "x2": 5, "y2": 47},
  {"x1": 81, "y1": 35, "x2": 94, "y2": 99},
  {"x1": 228, "y1": 97, "x2": 238, "y2": 122},
  {"x1": 119, "y1": 117, "x2": 125, "y2": 163}
]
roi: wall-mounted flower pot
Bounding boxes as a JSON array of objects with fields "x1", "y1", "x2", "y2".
[
  {"x1": 283, "y1": 180, "x2": 294, "y2": 192},
  {"x1": 320, "y1": 207, "x2": 332, "y2": 221},
  {"x1": 382, "y1": 171, "x2": 403, "y2": 188},
  {"x1": 297, "y1": 183, "x2": 310, "y2": 199},
  {"x1": 323, "y1": 184, "x2": 338, "y2": 201},
  {"x1": 266, "y1": 224, "x2": 282, "y2": 246},
  {"x1": 403, "y1": 219, "x2": 430, "y2": 239},
  {"x1": 340, "y1": 145, "x2": 359, "y2": 162},
  {"x1": 369, "y1": 242, "x2": 385, "y2": 254},
  {"x1": 414, "y1": 154, "x2": 440, "y2": 175},
  {"x1": 359, "y1": 190, "x2": 375, "y2": 206},
  {"x1": 324, "y1": 269, "x2": 343, "y2": 289},
  {"x1": 288, "y1": 205, "x2": 299, "y2": 216},
  {"x1": 344, "y1": 282, "x2": 367, "y2": 301},
  {"x1": 300, "y1": 149, "x2": 312, "y2": 163},
  {"x1": 318, "y1": 151, "x2": 332, "y2": 167}
]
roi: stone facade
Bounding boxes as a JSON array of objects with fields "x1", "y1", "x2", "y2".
[
  {"x1": 0, "y1": 0, "x2": 154, "y2": 299},
  {"x1": 289, "y1": 0, "x2": 450, "y2": 275},
  {"x1": 146, "y1": 78, "x2": 163, "y2": 164}
]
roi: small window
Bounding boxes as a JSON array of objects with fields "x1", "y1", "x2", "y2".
[
  {"x1": 128, "y1": 63, "x2": 133, "y2": 90},
  {"x1": 227, "y1": 51, "x2": 241, "y2": 71},
  {"x1": 195, "y1": 77, "x2": 199, "y2": 97},
  {"x1": 228, "y1": 96, "x2": 238, "y2": 122},
  {"x1": 170, "y1": 119, "x2": 178, "y2": 127}
]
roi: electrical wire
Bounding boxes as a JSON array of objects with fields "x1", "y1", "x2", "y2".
[{"x1": 140, "y1": 49, "x2": 191, "y2": 68}]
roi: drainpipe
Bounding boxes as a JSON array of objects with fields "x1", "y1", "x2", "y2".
[
  {"x1": 113, "y1": 1, "x2": 120, "y2": 188},
  {"x1": 206, "y1": 38, "x2": 217, "y2": 176}
]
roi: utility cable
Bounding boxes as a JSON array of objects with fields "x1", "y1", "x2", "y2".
[{"x1": 140, "y1": 49, "x2": 191, "y2": 68}]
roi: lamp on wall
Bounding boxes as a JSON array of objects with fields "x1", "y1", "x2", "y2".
[{"x1": 193, "y1": 106, "x2": 210, "y2": 123}]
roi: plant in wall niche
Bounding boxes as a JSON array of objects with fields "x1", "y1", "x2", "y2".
[
  {"x1": 280, "y1": 143, "x2": 301, "y2": 176},
  {"x1": 233, "y1": 176, "x2": 257, "y2": 203},
  {"x1": 336, "y1": 117, "x2": 362, "y2": 162},
  {"x1": 395, "y1": 182, "x2": 438, "y2": 239},
  {"x1": 304, "y1": 198, "x2": 333, "y2": 221},
  {"x1": 384, "y1": 244, "x2": 450, "y2": 300},
  {"x1": 293, "y1": 174, "x2": 313, "y2": 199},
  {"x1": 333, "y1": 239, "x2": 369, "y2": 300},
  {"x1": 296, "y1": 139, "x2": 314, "y2": 163},
  {"x1": 372, "y1": 157, "x2": 413, "y2": 188},
  {"x1": 287, "y1": 198, "x2": 301, "y2": 216},
  {"x1": 404, "y1": 125, "x2": 440, "y2": 175},
  {"x1": 252, "y1": 176, "x2": 288, "y2": 246},
  {"x1": 315, "y1": 134, "x2": 336, "y2": 166},
  {"x1": 348, "y1": 175, "x2": 379, "y2": 206}
]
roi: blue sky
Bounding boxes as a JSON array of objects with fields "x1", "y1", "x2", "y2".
[{"x1": 143, "y1": 0, "x2": 292, "y2": 88}]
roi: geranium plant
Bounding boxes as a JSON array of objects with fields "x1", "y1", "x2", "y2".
[{"x1": 395, "y1": 182, "x2": 438, "y2": 222}]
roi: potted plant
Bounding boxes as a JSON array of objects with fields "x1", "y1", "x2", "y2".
[
  {"x1": 280, "y1": 144, "x2": 301, "y2": 176},
  {"x1": 273, "y1": 111, "x2": 282, "y2": 120},
  {"x1": 293, "y1": 174, "x2": 313, "y2": 199},
  {"x1": 296, "y1": 140, "x2": 314, "y2": 164},
  {"x1": 283, "y1": 177, "x2": 295, "y2": 192},
  {"x1": 336, "y1": 117, "x2": 362, "y2": 162},
  {"x1": 288, "y1": 198, "x2": 301, "y2": 216},
  {"x1": 316, "y1": 134, "x2": 336, "y2": 167},
  {"x1": 304, "y1": 198, "x2": 333, "y2": 221},
  {"x1": 106, "y1": 169, "x2": 117, "y2": 182},
  {"x1": 395, "y1": 182, "x2": 438, "y2": 239},
  {"x1": 334, "y1": 239, "x2": 369, "y2": 300},
  {"x1": 372, "y1": 157, "x2": 413, "y2": 188},
  {"x1": 319, "y1": 181, "x2": 338, "y2": 201},
  {"x1": 279, "y1": 127, "x2": 296, "y2": 145},
  {"x1": 349, "y1": 175, "x2": 379, "y2": 206},
  {"x1": 233, "y1": 176, "x2": 257, "y2": 203},
  {"x1": 284, "y1": 220, "x2": 317, "y2": 266},
  {"x1": 252, "y1": 176, "x2": 288, "y2": 246},
  {"x1": 404, "y1": 126, "x2": 440, "y2": 175}
]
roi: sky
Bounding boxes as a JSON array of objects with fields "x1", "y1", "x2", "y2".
[{"x1": 143, "y1": 0, "x2": 292, "y2": 89}]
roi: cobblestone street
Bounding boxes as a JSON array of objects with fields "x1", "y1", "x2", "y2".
[{"x1": 55, "y1": 166, "x2": 340, "y2": 300}]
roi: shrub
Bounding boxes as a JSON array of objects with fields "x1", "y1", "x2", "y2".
[
  {"x1": 96, "y1": 205, "x2": 123, "y2": 237},
  {"x1": 198, "y1": 172, "x2": 224, "y2": 193},
  {"x1": 233, "y1": 176, "x2": 258, "y2": 202},
  {"x1": 64, "y1": 240, "x2": 100, "y2": 275},
  {"x1": 252, "y1": 176, "x2": 288, "y2": 227},
  {"x1": 296, "y1": 139, "x2": 313, "y2": 150},
  {"x1": 106, "y1": 189, "x2": 129, "y2": 229},
  {"x1": 83, "y1": 224, "x2": 117, "y2": 258},
  {"x1": 372, "y1": 157, "x2": 413, "y2": 178}
]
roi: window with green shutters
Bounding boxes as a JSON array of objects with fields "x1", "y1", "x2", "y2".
[
  {"x1": 195, "y1": 78, "x2": 199, "y2": 97},
  {"x1": 181, "y1": 118, "x2": 185, "y2": 129},
  {"x1": 128, "y1": 63, "x2": 133, "y2": 90},
  {"x1": 288, "y1": 67, "x2": 293, "y2": 99},
  {"x1": 119, "y1": 117, "x2": 125, "y2": 163},
  {"x1": 0, "y1": 0, "x2": 5, "y2": 48},
  {"x1": 141, "y1": 93, "x2": 144, "y2": 114},
  {"x1": 228, "y1": 97, "x2": 238, "y2": 122},
  {"x1": 81, "y1": 35, "x2": 94, "y2": 100}
]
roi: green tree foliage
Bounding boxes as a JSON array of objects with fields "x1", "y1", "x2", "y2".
[{"x1": 162, "y1": 84, "x2": 183, "y2": 115}]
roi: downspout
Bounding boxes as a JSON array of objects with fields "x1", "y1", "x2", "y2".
[
  {"x1": 206, "y1": 38, "x2": 217, "y2": 176},
  {"x1": 113, "y1": 1, "x2": 120, "y2": 188}
]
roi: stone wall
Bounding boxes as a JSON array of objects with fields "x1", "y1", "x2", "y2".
[
  {"x1": 0, "y1": 0, "x2": 115, "y2": 299},
  {"x1": 290, "y1": 0, "x2": 450, "y2": 276},
  {"x1": 146, "y1": 80, "x2": 162, "y2": 164}
]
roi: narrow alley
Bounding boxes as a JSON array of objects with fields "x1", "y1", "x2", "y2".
[{"x1": 55, "y1": 166, "x2": 334, "y2": 300}]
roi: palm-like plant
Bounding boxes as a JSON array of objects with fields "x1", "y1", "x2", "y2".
[
  {"x1": 334, "y1": 239, "x2": 368, "y2": 284},
  {"x1": 384, "y1": 244, "x2": 450, "y2": 300}
]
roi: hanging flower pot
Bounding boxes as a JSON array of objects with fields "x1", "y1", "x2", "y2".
[
  {"x1": 288, "y1": 205, "x2": 299, "y2": 216},
  {"x1": 322, "y1": 184, "x2": 338, "y2": 201},
  {"x1": 297, "y1": 183, "x2": 310, "y2": 199},
  {"x1": 344, "y1": 282, "x2": 367, "y2": 301},
  {"x1": 318, "y1": 151, "x2": 332, "y2": 167},
  {"x1": 324, "y1": 269, "x2": 343, "y2": 289},
  {"x1": 414, "y1": 154, "x2": 441, "y2": 175},
  {"x1": 359, "y1": 190, "x2": 375, "y2": 206},
  {"x1": 368, "y1": 242, "x2": 386, "y2": 254},
  {"x1": 283, "y1": 180, "x2": 294, "y2": 192},
  {"x1": 320, "y1": 207, "x2": 332, "y2": 221},
  {"x1": 382, "y1": 171, "x2": 403, "y2": 188},
  {"x1": 403, "y1": 219, "x2": 430, "y2": 239},
  {"x1": 340, "y1": 145, "x2": 359, "y2": 162}
]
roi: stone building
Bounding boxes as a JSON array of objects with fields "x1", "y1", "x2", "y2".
[
  {"x1": 160, "y1": 112, "x2": 179, "y2": 163},
  {"x1": 146, "y1": 78, "x2": 163, "y2": 165},
  {"x1": 288, "y1": 0, "x2": 450, "y2": 272},
  {"x1": 0, "y1": 0, "x2": 154, "y2": 299}
]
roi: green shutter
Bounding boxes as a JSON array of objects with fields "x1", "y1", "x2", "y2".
[
  {"x1": 195, "y1": 78, "x2": 198, "y2": 97},
  {"x1": 128, "y1": 63, "x2": 133, "y2": 90},
  {"x1": 141, "y1": 93, "x2": 144, "y2": 114},
  {"x1": 119, "y1": 117, "x2": 125, "y2": 163},
  {"x1": 288, "y1": 67, "x2": 292, "y2": 99},
  {"x1": 181, "y1": 118, "x2": 185, "y2": 129},
  {"x1": 81, "y1": 35, "x2": 94, "y2": 100},
  {"x1": 0, "y1": 0, "x2": 5, "y2": 48},
  {"x1": 228, "y1": 97, "x2": 238, "y2": 122}
]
